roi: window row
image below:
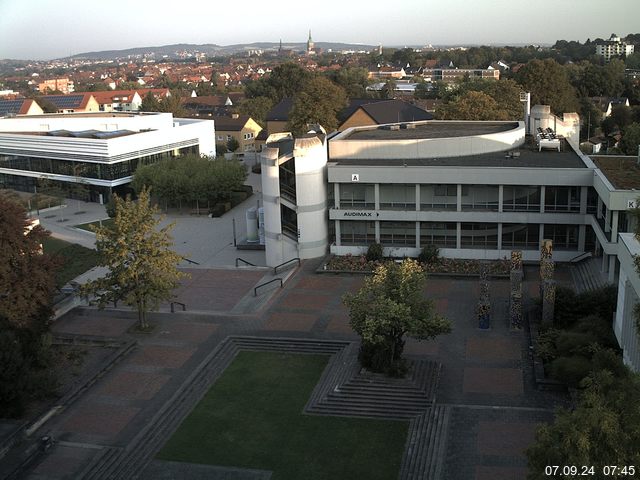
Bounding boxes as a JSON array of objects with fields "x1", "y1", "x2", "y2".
[
  {"x1": 336, "y1": 184, "x2": 586, "y2": 213},
  {"x1": 0, "y1": 146, "x2": 199, "y2": 181},
  {"x1": 339, "y1": 221, "x2": 579, "y2": 250}
]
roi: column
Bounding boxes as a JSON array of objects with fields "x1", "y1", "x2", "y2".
[
  {"x1": 608, "y1": 255, "x2": 616, "y2": 283},
  {"x1": 457, "y1": 184, "x2": 462, "y2": 212},
  {"x1": 456, "y1": 222, "x2": 462, "y2": 249},
  {"x1": 538, "y1": 223, "x2": 545, "y2": 247},
  {"x1": 415, "y1": 222, "x2": 420, "y2": 248},
  {"x1": 597, "y1": 196, "x2": 603, "y2": 219},
  {"x1": 611, "y1": 211, "x2": 619, "y2": 241},
  {"x1": 374, "y1": 183, "x2": 380, "y2": 210},
  {"x1": 579, "y1": 186, "x2": 588, "y2": 215},
  {"x1": 578, "y1": 224, "x2": 586, "y2": 251},
  {"x1": 375, "y1": 220, "x2": 380, "y2": 243},
  {"x1": 335, "y1": 220, "x2": 341, "y2": 246},
  {"x1": 498, "y1": 185, "x2": 504, "y2": 213},
  {"x1": 602, "y1": 253, "x2": 608, "y2": 274},
  {"x1": 497, "y1": 223, "x2": 503, "y2": 251},
  {"x1": 539, "y1": 186, "x2": 546, "y2": 213},
  {"x1": 334, "y1": 183, "x2": 340, "y2": 209}
]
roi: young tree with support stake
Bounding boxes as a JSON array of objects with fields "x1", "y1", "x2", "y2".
[
  {"x1": 82, "y1": 188, "x2": 186, "y2": 329},
  {"x1": 343, "y1": 259, "x2": 451, "y2": 376}
]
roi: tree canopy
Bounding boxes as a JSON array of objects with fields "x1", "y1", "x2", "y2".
[
  {"x1": 82, "y1": 188, "x2": 186, "y2": 329},
  {"x1": 516, "y1": 59, "x2": 580, "y2": 114},
  {"x1": 0, "y1": 194, "x2": 58, "y2": 417},
  {"x1": 132, "y1": 154, "x2": 247, "y2": 210},
  {"x1": 343, "y1": 259, "x2": 451, "y2": 375},
  {"x1": 527, "y1": 362, "x2": 640, "y2": 478},
  {"x1": 619, "y1": 123, "x2": 640, "y2": 156},
  {"x1": 288, "y1": 76, "x2": 347, "y2": 135}
]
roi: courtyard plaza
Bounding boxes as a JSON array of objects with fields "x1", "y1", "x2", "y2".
[{"x1": 20, "y1": 254, "x2": 572, "y2": 480}]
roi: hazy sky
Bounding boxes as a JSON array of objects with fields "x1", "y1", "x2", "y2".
[{"x1": 1, "y1": 0, "x2": 639, "y2": 60}]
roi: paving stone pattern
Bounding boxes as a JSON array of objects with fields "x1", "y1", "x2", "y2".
[{"x1": 23, "y1": 261, "x2": 574, "y2": 480}]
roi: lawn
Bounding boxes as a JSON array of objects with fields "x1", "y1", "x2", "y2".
[
  {"x1": 42, "y1": 237, "x2": 100, "y2": 287},
  {"x1": 157, "y1": 351, "x2": 409, "y2": 480},
  {"x1": 75, "y1": 218, "x2": 114, "y2": 231}
]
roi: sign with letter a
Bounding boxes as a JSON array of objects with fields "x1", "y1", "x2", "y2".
[{"x1": 351, "y1": 174, "x2": 359, "y2": 182}]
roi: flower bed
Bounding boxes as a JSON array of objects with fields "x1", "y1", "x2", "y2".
[{"x1": 323, "y1": 254, "x2": 510, "y2": 276}]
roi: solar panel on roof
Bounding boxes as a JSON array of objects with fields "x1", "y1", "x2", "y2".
[
  {"x1": 0, "y1": 100, "x2": 23, "y2": 115},
  {"x1": 42, "y1": 95, "x2": 84, "y2": 109}
]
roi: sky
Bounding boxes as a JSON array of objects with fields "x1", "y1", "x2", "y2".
[{"x1": 1, "y1": 0, "x2": 639, "y2": 60}]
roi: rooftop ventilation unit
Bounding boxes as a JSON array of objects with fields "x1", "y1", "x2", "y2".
[{"x1": 401, "y1": 123, "x2": 416, "y2": 129}]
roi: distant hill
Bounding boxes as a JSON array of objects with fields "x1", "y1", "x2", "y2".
[{"x1": 66, "y1": 42, "x2": 378, "y2": 60}]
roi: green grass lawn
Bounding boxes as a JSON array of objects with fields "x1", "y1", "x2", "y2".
[
  {"x1": 157, "y1": 351, "x2": 409, "y2": 480},
  {"x1": 42, "y1": 237, "x2": 100, "y2": 287},
  {"x1": 74, "y1": 218, "x2": 114, "y2": 231}
]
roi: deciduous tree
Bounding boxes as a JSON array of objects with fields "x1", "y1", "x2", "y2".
[
  {"x1": 288, "y1": 77, "x2": 347, "y2": 134},
  {"x1": 82, "y1": 188, "x2": 186, "y2": 329},
  {"x1": 343, "y1": 259, "x2": 451, "y2": 376},
  {"x1": 516, "y1": 59, "x2": 579, "y2": 114}
]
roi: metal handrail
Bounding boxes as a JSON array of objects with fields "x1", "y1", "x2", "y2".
[
  {"x1": 569, "y1": 251, "x2": 592, "y2": 263},
  {"x1": 254, "y1": 278, "x2": 283, "y2": 296},
  {"x1": 170, "y1": 301, "x2": 186, "y2": 313},
  {"x1": 235, "y1": 257, "x2": 256, "y2": 267},
  {"x1": 273, "y1": 257, "x2": 300, "y2": 275},
  {"x1": 181, "y1": 257, "x2": 200, "y2": 265}
]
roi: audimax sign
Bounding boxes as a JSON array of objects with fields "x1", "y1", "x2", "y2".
[{"x1": 343, "y1": 211, "x2": 380, "y2": 217}]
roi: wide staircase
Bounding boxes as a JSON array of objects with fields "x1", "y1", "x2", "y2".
[{"x1": 570, "y1": 256, "x2": 610, "y2": 293}]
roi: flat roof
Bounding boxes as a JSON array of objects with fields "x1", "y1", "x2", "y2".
[
  {"x1": 330, "y1": 145, "x2": 587, "y2": 169},
  {"x1": 344, "y1": 122, "x2": 518, "y2": 141},
  {"x1": 592, "y1": 156, "x2": 640, "y2": 189}
]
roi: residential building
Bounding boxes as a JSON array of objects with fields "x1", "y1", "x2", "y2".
[
  {"x1": 596, "y1": 34, "x2": 635, "y2": 62},
  {"x1": 368, "y1": 66, "x2": 406, "y2": 80},
  {"x1": 37, "y1": 78, "x2": 75, "y2": 94},
  {"x1": 590, "y1": 96, "x2": 630, "y2": 118},
  {"x1": 422, "y1": 67, "x2": 499, "y2": 83},
  {"x1": 213, "y1": 114, "x2": 262, "y2": 153},
  {"x1": 0, "y1": 99, "x2": 44, "y2": 117},
  {"x1": 265, "y1": 97, "x2": 294, "y2": 135},
  {"x1": 0, "y1": 112, "x2": 215, "y2": 202},
  {"x1": 338, "y1": 99, "x2": 432, "y2": 131},
  {"x1": 39, "y1": 93, "x2": 100, "y2": 113},
  {"x1": 88, "y1": 90, "x2": 144, "y2": 112}
]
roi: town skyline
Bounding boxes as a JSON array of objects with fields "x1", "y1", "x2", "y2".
[{"x1": 1, "y1": 0, "x2": 639, "y2": 60}]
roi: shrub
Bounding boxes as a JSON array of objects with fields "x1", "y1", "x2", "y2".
[
  {"x1": 418, "y1": 244, "x2": 439, "y2": 264},
  {"x1": 216, "y1": 142, "x2": 228, "y2": 154},
  {"x1": 554, "y1": 330, "x2": 599, "y2": 358},
  {"x1": 554, "y1": 285, "x2": 617, "y2": 327},
  {"x1": 365, "y1": 242, "x2": 384, "y2": 262},
  {"x1": 549, "y1": 355, "x2": 593, "y2": 387}
]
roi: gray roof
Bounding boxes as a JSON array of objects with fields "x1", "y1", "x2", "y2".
[
  {"x1": 345, "y1": 122, "x2": 517, "y2": 141},
  {"x1": 330, "y1": 147, "x2": 586, "y2": 169}
]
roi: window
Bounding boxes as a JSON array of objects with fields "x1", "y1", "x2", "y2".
[
  {"x1": 502, "y1": 223, "x2": 539, "y2": 249},
  {"x1": 461, "y1": 223, "x2": 498, "y2": 249},
  {"x1": 420, "y1": 185, "x2": 456, "y2": 210},
  {"x1": 340, "y1": 221, "x2": 376, "y2": 245},
  {"x1": 503, "y1": 186, "x2": 540, "y2": 212},
  {"x1": 544, "y1": 186, "x2": 580, "y2": 212},
  {"x1": 420, "y1": 222, "x2": 457, "y2": 248},
  {"x1": 339, "y1": 183, "x2": 375, "y2": 209},
  {"x1": 380, "y1": 221, "x2": 415, "y2": 247},
  {"x1": 217, "y1": 135, "x2": 224, "y2": 141},
  {"x1": 243, "y1": 132, "x2": 254, "y2": 140},
  {"x1": 379, "y1": 184, "x2": 415, "y2": 210},
  {"x1": 226, "y1": 135, "x2": 232, "y2": 141},
  {"x1": 461, "y1": 185, "x2": 499, "y2": 211},
  {"x1": 544, "y1": 224, "x2": 578, "y2": 250}
]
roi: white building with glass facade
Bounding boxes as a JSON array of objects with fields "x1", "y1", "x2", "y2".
[{"x1": 0, "y1": 112, "x2": 215, "y2": 202}]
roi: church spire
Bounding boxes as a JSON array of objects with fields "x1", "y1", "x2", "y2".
[{"x1": 307, "y1": 29, "x2": 314, "y2": 54}]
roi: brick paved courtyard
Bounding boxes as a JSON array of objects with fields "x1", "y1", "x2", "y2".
[{"x1": 22, "y1": 262, "x2": 569, "y2": 480}]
